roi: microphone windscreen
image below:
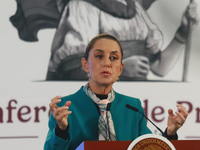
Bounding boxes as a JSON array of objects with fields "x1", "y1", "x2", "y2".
[{"x1": 126, "y1": 104, "x2": 139, "y2": 112}]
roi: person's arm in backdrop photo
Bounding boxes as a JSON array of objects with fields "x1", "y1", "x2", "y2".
[{"x1": 150, "y1": 1, "x2": 199, "y2": 76}]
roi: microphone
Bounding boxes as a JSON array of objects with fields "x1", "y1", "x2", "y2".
[
  {"x1": 126, "y1": 104, "x2": 164, "y2": 136},
  {"x1": 106, "y1": 103, "x2": 111, "y2": 140},
  {"x1": 106, "y1": 103, "x2": 111, "y2": 111}
]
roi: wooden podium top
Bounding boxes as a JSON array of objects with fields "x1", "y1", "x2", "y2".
[{"x1": 76, "y1": 140, "x2": 200, "y2": 150}]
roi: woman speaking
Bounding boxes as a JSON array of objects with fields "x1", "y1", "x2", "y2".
[{"x1": 44, "y1": 34, "x2": 188, "y2": 150}]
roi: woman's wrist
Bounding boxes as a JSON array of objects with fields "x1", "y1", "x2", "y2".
[
  {"x1": 58, "y1": 123, "x2": 68, "y2": 130},
  {"x1": 166, "y1": 127, "x2": 177, "y2": 136},
  {"x1": 163, "y1": 128, "x2": 178, "y2": 140},
  {"x1": 55, "y1": 124, "x2": 70, "y2": 140}
]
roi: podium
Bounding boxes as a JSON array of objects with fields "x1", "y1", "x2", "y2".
[{"x1": 76, "y1": 140, "x2": 200, "y2": 150}]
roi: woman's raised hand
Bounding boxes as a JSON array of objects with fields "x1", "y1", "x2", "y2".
[
  {"x1": 167, "y1": 104, "x2": 188, "y2": 135},
  {"x1": 49, "y1": 96, "x2": 72, "y2": 130}
]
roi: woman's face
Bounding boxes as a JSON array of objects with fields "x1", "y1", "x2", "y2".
[{"x1": 82, "y1": 38, "x2": 124, "y2": 87}]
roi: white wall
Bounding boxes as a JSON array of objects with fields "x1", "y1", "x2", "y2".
[{"x1": 0, "y1": 0, "x2": 200, "y2": 149}]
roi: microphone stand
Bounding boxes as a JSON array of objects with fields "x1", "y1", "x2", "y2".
[{"x1": 126, "y1": 104, "x2": 164, "y2": 136}]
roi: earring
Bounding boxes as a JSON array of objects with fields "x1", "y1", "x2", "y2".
[
  {"x1": 86, "y1": 73, "x2": 91, "y2": 79},
  {"x1": 117, "y1": 77, "x2": 120, "y2": 81}
]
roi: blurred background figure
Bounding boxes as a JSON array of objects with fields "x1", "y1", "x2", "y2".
[{"x1": 10, "y1": 0, "x2": 198, "y2": 81}]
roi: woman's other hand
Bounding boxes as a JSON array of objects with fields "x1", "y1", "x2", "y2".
[
  {"x1": 167, "y1": 104, "x2": 188, "y2": 135},
  {"x1": 49, "y1": 96, "x2": 72, "y2": 130}
]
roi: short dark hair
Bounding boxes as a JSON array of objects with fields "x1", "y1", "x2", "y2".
[{"x1": 84, "y1": 33, "x2": 123, "y2": 61}]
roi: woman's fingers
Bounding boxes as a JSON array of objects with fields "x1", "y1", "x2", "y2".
[
  {"x1": 49, "y1": 96, "x2": 72, "y2": 129},
  {"x1": 177, "y1": 104, "x2": 188, "y2": 118},
  {"x1": 174, "y1": 104, "x2": 188, "y2": 125},
  {"x1": 49, "y1": 96, "x2": 62, "y2": 111},
  {"x1": 168, "y1": 104, "x2": 188, "y2": 128},
  {"x1": 53, "y1": 106, "x2": 69, "y2": 118},
  {"x1": 168, "y1": 109, "x2": 178, "y2": 124},
  {"x1": 54, "y1": 106, "x2": 72, "y2": 130},
  {"x1": 65, "y1": 101, "x2": 72, "y2": 107},
  {"x1": 56, "y1": 109, "x2": 72, "y2": 121}
]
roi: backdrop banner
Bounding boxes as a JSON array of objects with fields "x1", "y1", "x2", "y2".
[{"x1": 0, "y1": 0, "x2": 200, "y2": 149}]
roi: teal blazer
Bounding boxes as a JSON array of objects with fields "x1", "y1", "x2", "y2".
[{"x1": 44, "y1": 87, "x2": 151, "y2": 150}]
